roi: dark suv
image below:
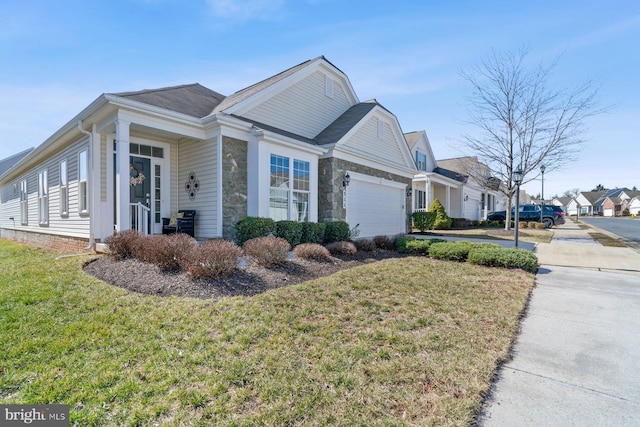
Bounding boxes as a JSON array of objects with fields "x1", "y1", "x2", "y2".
[{"x1": 487, "y1": 204, "x2": 565, "y2": 228}]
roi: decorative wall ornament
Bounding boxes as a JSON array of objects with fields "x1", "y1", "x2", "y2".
[
  {"x1": 184, "y1": 171, "x2": 200, "y2": 200},
  {"x1": 129, "y1": 164, "x2": 146, "y2": 186}
]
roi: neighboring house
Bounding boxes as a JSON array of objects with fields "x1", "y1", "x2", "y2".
[
  {"x1": 602, "y1": 197, "x2": 624, "y2": 217},
  {"x1": 552, "y1": 197, "x2": 572, "y2": 214},
  {"x1": 575, "y1": 191, "x2": 605, "y2": 216},
  {"x1": 629, "y1": 196, "x2": 640, "y2": 216},
  {"x1": 0, "y1": 56, "x2": 420, "y2": 249},
  {"x1": 565, "y1": 198, "x2": 580, "y2": 216}
]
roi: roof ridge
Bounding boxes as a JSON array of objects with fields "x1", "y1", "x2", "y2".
[{"x1": 113, "y1": 83, "x2": 206, "y2": 97}]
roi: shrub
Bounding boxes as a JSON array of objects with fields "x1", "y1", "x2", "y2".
[
  {"x1": 528, "y1": 222, "x2": 537, "y2": 229},
  {"x1": 429, "y1": 199, "x2": 452, "y2": 230},
  {"x1": 412, "y1": 211, "x2": 436, "y2": 232},
  {"x1": 395, "y1": 237, "x2": 414, "y2": 254},
  {"x1": 235, "y1": 216, "x2": 276, "y2": 245},
  {"x1": 323, "y1": 221, "x2": 350, "y2": 243},
  {"x1": 354, "y1": 239, "x2": 376, "y2": 252},
  {"x1": 518, "y1": 222, "x2": 528, "y2": 229},
  {"x1": 183, "y1": 240, "x2": 243, "y2": 279},
  {"x1": 143, "y1": 234, "x2": 198, "y2": 271},
  {"x1": 428, "y1": 241, "x2": 477, "y2": 262},
  {"x1": 468, "y1": 246, "x2": 538, "y2": 273},
  {"x1": 104, "y1": 230, "x2": 141, "y2": 259},
  {"x1": 535, "y1": 222, "x2": 546, "y2": 229},
  {"x1": 479, "y1": 220, "x2": 489, "y2": 226},
  {"x1": 243, "y1": 236, "x2": 290, "y2": 267},
  {"x1": 490, "y1": 220, "x2": 500, "y2": 227},
  {"x1": 300, "y1": 222, "x2": 326, "y2": 244},
  {"x1": 373, "y1": 235, "x2": 396, "y2": 250},
  {"x1": 130, "y1": 234, "x2": 154, "y2": 262},
  {"x1": 325, "y1": 241, "x2": 357, "y2": 256},
  {"x1": 275, "y1": 220, "x2": 303, "y2": 247},
  {"x1": 293, "y1": 243, "x2": 332, "y2": 261}
]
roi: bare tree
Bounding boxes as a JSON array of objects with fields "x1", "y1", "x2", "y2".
[{"x1": 460, "y1": 48, "x2": 603, "y2": 228}]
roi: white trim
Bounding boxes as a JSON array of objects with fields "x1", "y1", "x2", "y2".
[
  {"x1": 329, "y1": 147, "x2": 415, "y2": 178},
  {"x1": 216, "y1": 133, "x2": 223, "y2": 237},
  {"x1": 347, "y1": 170, "x2": 408, "y2": 190}
]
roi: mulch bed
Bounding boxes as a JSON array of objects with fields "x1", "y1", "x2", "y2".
[{"x1": 83, "y1": 250, "x2": 407, "y2": 299}]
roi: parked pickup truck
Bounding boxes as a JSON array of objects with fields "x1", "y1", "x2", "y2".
[{"x1": 487, "y1": 204, "x2": 565, "y2": 228}]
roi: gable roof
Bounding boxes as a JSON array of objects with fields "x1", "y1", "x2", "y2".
[
  {"x1": 313, "y1": 100, "x2": 378, "y2": 145},
  {"x1": 0, "y1": 148, "x2": 34, "y2": 178},
  {"x1": 553, "y1": 197, "x2": 572, "y2": 206},
  {"x1": 434, "y1": 166, "x2": 467, "y2": 183},
  {"x1": 579, "y1": 191, "x2": 606, "y2": 204},
  {"x1": 212, "y1": 57, "x2": 330, "y2": 114},
  {"x1": 111, "y1": 83, "x2": 225, "y2": 118}
]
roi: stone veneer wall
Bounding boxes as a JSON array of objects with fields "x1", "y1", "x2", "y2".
[
  {"x1": 0, "y1": 229, "x2": 91, "y2": 253},
  {"x1": 318, "y1": 158, "x2": 413, "y2": 232},
  {"x1": 222, "y1": 136, "x2": 248, "y2": 240}
]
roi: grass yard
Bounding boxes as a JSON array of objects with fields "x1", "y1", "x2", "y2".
[
  {"x1": 419, "y1": 227, "x2": 553, "y2": 244},
  {"x1": 0, "y1": 240, "x2": 535, "y2": 426}
]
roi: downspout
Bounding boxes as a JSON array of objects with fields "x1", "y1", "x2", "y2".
[{"x1": 77, "y1": 120, "x2": 95, "y2": 251}]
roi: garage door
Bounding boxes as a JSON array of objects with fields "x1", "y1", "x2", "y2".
[
  {"x1": 346, "y1": 175, "x2": 406, "y2": 238},
  {"x1": 604, "y1": 208, "x2": 614, "y2": 217},
  {"x1": 464, "y1": 198, "x2": 480, "y2": 221}
]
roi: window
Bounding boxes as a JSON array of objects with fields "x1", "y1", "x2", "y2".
[
  {"x1": 59, "y1": 160, "x2": 68, "y2": 215},
  {"x1": 20, "y1": 179, "x2": 28, "y2": 225},
  {"x1": 78, "y1": 150, "x2": 88, "y2": 213},
  {"x1": 415, "y1": 151, "x2": 427, "y2": 171},
  {"x1": 38, "y1": 170, "x2": 48, "y2": 224},
  {"x1": 415, "y1": 189, "x2": 426, "y2": 210},
  {"x1": 269, "y1": 154, "x2": 310, "y2": 222}
]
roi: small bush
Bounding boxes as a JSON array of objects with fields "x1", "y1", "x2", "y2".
[
  {"x1": 479, "y1": 220, "x2": 489, "y2": 226},
  {"x1": 143, "y1": 234, "x2": 198, "y2": 271},
  {"x1": 235, "y1": 216, "x2": 276, "y2": 245},
  {"x1": 301, "y1": 222, "x2": 326, "y2": 244},
  {"x1": 325, "y1": 241, "x2": 357, "y2": 256},
  {"x1": 275, "y1": 220, "x2": 303, "y2": 247},
  {"x1": 490, "y1": 221, "x2": 500, "y2": 227},
  {"x1": 412, "y1": 211, "x2": 436, "y2": 232},
  {"x1": 518, "y1": 222, "x2": 528, "y2": 229},
  {"x1": 527, "y1": 222, "x2": 537, "y2": 229},
  {"x1": 428, "y1": 241, "x2": 477, "y2": 262},
  {"x1": 129, "y1": 234, "x2": 154, "y2": 262},
  {"x1": 354, "y1": 239, "x2": 376, "y2": 252},
  {"x1": 535, "y1": 222, "x2": 546, "y2": 229},
  {"x1": 429, "y1": 199, "x2": 453, "y2": 230},
  {"x1": 183, "y1": 240, "x2": 243, "y2": 279},
  {"x1": 323, "y1": 221, "x2": 350, "y2": 243},
  {"x1": 293, "y1": 243, "x2": 331, "y2": 261},
  {"x1": 396, "y1": 237, "x2": 413, "y2": 253},
  {"x1": 373, "y1": 235, "x2": 395, "y2": 250},
  {"x1": 468, "y1": 246, "x2": 538, "y2": 273},
  {"x1": 243, "y1": 236, "x2": 290, "y2": 267},
  {"x1": 104, "y1": 230, "x2": 141, "y2": 259}
]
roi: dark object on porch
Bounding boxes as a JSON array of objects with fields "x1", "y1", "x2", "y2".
[{"x1": 162, "y1": 210, "x2": 196, "y2": 237}]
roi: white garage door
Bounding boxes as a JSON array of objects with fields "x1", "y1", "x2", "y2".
[
  {"x1": 464, "y1": 198, "x2": 480, "y2": 221},
  {"x1": 346, "y1": 174, "x2": 406, "y2": 238},
  {"x1": 604, "y1": 208, "x2": 614, "y2": 217}
]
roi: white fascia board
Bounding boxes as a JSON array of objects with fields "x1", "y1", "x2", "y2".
[
  {"x1": 0, "y1": 95, "x2": 109, "y2": 183},
  {"x1": 257, "y1": 129, "x2": 327, "y2": 156},
  {"x1": 327, "y1": 146, "x2": 415, "y2": 179},
  {"x1": 223, "y1": 58, "x2": 359, "y2": 116},
  {"x1": 413, "y1": 172, "x2": 463, "y2": 188},
  {"x1": 347, "y1": 170, "x2": 407, "y2": 190},
  {"x1": 203, "y1": 114, "x2": 253, "y2": 141}
]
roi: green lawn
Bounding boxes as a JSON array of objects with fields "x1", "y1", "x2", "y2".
[{"x1": 0, "y1": 240, "x2": 535, "y2": 426}]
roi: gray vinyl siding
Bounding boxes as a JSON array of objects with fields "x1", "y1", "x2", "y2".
[
  {"x1": 0, "y1": 138, "x2": 90, "y2": 239},
  {"x1": 177, "y1": 139, "x2": 218, "y2": 239},
  {"x1": 343, "y1": 116, "x2": 407, "y2": 168},
  {"x1": 243, "y1": 71, "x2": 352, "y2": 139}
]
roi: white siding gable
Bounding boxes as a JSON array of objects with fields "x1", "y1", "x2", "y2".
[
  {"x1": 410, "y1": 132, "x2": 437, "y2": 172},
  {"x1": 241, "y1": 70, "x2": 354, "y2": 139},
  {"x1": 340, "y1": 111, "x2": 415, "y2": 170}
]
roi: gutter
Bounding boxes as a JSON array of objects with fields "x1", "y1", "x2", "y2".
[{"x1": 77, "y1": 120, "x2": 95, "y2": 251}]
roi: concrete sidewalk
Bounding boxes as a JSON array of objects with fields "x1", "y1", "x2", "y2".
[{"x1": 480, "y1": 221, "x2": 640, "y2": 426}]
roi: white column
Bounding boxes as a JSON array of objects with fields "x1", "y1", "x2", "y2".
[
  {"x1": 445, "y1": 185, "x2": 451, "y2": 213},
  {"x1": 115, "y1": 119, "x2": 131, "y2": 232},
  {"x1": 90, "y1": 125, "x2": 101, "y2": 238}
]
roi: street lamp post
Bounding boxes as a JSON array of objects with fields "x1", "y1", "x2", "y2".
[
  {"x1": 540, "y1": 165, "x2": 546, "y2": 223},
  {"x1": 513, "y1": 168, "x2": 524, "y2": 248}
]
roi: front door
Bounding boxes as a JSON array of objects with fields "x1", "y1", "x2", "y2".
[{"x1": 130, "y1": 156, "x2": 151, "y2": 231}]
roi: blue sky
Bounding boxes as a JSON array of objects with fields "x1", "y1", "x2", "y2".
[{"x1": 1, "y1": 0, "x2": 638, "y2": 198}]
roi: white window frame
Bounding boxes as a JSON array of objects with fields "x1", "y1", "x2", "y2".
[
  {"x1": 78, "y1": 150, "x2": 88, "y2": 213},
  {"x1": 59, "y1": 160, "x2": 68, "y2": 216},
  {"x1": 415, "y1": 151, "x2": 427, "y2": 171},
  {"x1": 20, "y1": 179, "x2": 28, "y2": 225},
  {"x1": 415, "y1": 189, "x2": 426, "y2": 210},
  {"x1": 38, "y1": 170, "x2": 48, "y2": 225},
  {"x1": 269, "y1": 154, "x2": 311, "y2": 222}
]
